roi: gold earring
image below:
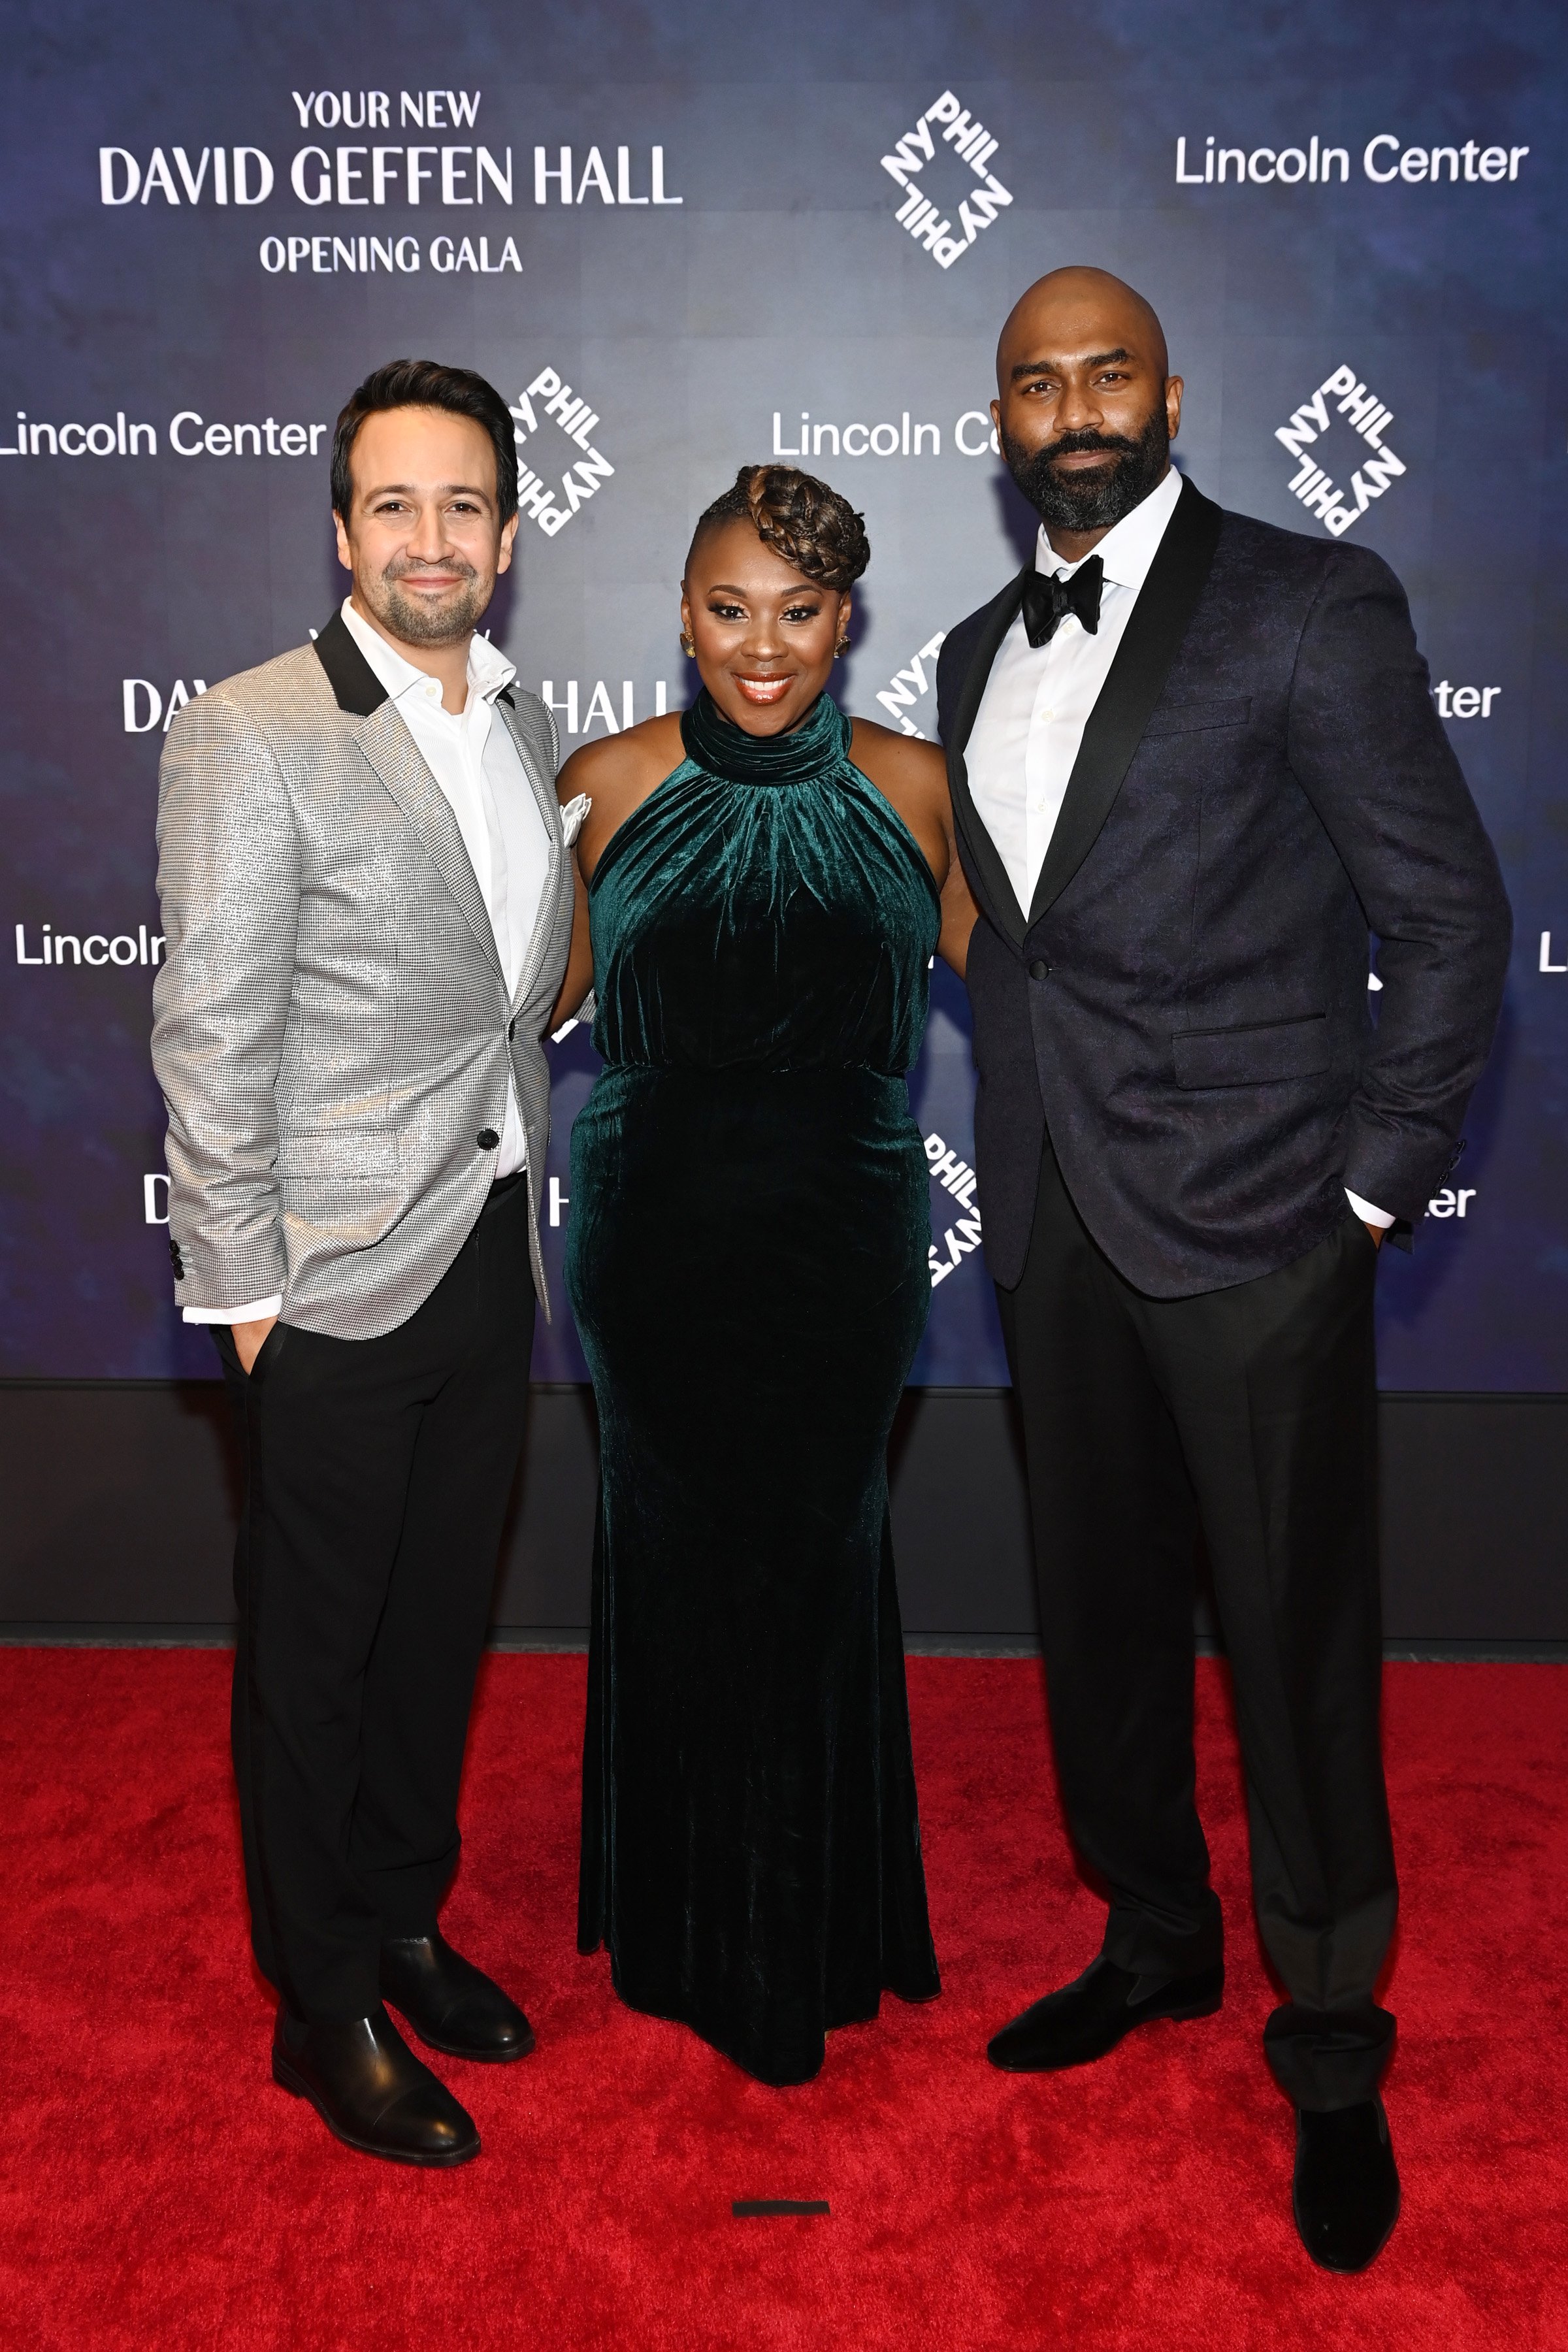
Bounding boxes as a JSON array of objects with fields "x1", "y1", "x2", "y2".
[
  {"x1": 680, "y1": 630, "x2": 695, "y2": 657},
  {"x1": 834, "y1": 635, "x2": 849, "y2": 659}
]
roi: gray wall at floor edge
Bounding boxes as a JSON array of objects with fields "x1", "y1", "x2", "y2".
[{"x1": 1, "y1": 1384, "x2": 1563, "y2": 1646}]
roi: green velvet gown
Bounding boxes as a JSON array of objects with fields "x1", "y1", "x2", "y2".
[{"x1": 569, "y1": 688, "x2": 943, "y2": 2086}]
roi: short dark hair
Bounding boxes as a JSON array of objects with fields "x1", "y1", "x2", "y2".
[
  {"x1": 331, "y1": 359, "x2": 518, "y2": 524},
  {"x1": 686, "y1": 463, "x2": 870, "y2": 592}
]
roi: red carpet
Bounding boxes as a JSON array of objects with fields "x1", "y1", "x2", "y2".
[{"x1": 1, "y1": 1650, "x2": 1564, "y2": 2351}]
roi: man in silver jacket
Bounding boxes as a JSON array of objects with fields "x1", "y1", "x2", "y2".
[{"x1": 152, "y1": 359, "x2": 577, "y2": 2168}]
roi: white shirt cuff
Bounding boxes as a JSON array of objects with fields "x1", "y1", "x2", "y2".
[
  {"x1": 182, "y1": 1295, "x2": 283, "y2": 1326},
  {"x1": 1344, "y1": 1190, "x2": 1395, "y2": 1230}
]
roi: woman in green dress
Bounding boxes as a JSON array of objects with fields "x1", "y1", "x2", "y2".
[{"x1": 551, "y1": 465, "x2": 978, "y2": 2086}]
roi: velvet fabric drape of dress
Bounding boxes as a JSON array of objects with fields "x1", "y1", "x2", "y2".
[{"x1": 568, "y1": 690, "x2": 943, "y2": 2085}]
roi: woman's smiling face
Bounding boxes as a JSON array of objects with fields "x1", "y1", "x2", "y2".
[{"x1": 681, "y1": 518, "x2": 848, "y2": 736}]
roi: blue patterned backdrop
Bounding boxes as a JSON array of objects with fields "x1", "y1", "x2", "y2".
[{"x1": 2, "y1": 0, "x2": 1563, "y2": 1388}]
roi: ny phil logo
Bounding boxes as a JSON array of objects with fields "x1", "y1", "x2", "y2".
[
  {"x1": 508, "y1": 368, "x2": 613, "y2": 538},
  {"x1": 876, "y1": 632, "x2": 946, "y2": 739},
  {"x1": 1275, "y1": 366, "x2": 1406, "y2": 538},
  {"x1": 881, "y1": 91, "x2": 1012, "y2": 269},
  {"x1": 925, "y1": 1131, "x2": 981, "y2": 1287}
]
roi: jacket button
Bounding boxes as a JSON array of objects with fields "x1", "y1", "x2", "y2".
[
  {"x1": 477, "y1": 1129, "x2": 500, "y2": 1151},
  {"x1": 1028, "y1": 959, "x2": 1052, "y2": 980},
  {"x1": 508, "y1": 1019, "x2": 517, "y2": 1040}
]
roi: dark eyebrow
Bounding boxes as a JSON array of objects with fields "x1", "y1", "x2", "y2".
[
  {"x1": 364, "y1": 481, "x2": 494, "y2": 501},
  {"x1": 704, "y1": 580, "x2": 823, "y2": 597},
  {"x1": 1010, "y1": 346, "x2": 1132, "y2": 381}
]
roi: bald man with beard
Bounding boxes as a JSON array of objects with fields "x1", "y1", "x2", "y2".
[{"x1": 936, "y1": 269, "x2": 1510, "y2": 2270}]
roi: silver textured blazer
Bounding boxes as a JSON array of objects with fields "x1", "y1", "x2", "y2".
[{"x1": 151, "y1": 613, "x2": 574, "y2": 1339}]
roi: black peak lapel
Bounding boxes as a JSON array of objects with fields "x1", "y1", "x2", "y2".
[
  {"x1": 947, "y1": 565, "x2": 1031, "y2": 768},
  {"x1": 312, "y1": 610, "x2": 389, "y2": 717},
  {"x1": 945, "y1": 564, "x2": 1033, "y2": 949},
  {"x1": 1026, "y1": 479, "x2": 1223, "y2": 928}
]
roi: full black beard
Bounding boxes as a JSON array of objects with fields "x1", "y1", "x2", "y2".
[{"x1": 1002, "y1": 404, "x2": 1171, "y2": 534}]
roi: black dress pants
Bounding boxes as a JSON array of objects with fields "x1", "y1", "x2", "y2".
[
  {"x1": 214, "y1": 1176, "x2": 536, "y2": 2023},
  {"x1": 995, "y1": 1144, "x2": 1397, "y2": 2110}
]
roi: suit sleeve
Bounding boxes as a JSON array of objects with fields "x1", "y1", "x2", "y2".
[
  {"x1": 150, "y1": 689, "x2": 300, "y2": 1311},
  {"x1": 1286, "y1": 546, "x2": 1512, "y2": 1226}
]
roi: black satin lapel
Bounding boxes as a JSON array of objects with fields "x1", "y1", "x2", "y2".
[
  {"x1": 312, "y1": 610, "x2": 388, "y2": 716},
  {"x1": 950, "y1": 772, "x2": 1028, "y2": 950},
  {"x1": 947, "y1": 567, "x2": 1030, "y2": 764},
  {"x1": 1027, "y1": 481, "x2": 1224, "y2": 928},
  {"x1": 945, "y1": 567, "x2": 1031, "y2": 948}
]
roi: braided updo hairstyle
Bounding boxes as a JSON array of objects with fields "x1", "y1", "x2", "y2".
[{"x1": 685, "y1": 463, "x2": 870, "y2": 591}]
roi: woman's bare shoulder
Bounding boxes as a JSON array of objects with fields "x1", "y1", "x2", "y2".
[
  {"x1": 557, "y1": 711, "x2": 687, "y2": 805},
  {"x1": 847, "y1": 715, "x2": 949, "y2": 798}
]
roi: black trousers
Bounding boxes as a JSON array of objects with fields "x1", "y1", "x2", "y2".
[
  {"x1": 214, "y1": 1177, "x2": 536, "y2": 2023},
  {"x1": 996, "y1": 1144, "x2": 1397, "y2": 2110}
]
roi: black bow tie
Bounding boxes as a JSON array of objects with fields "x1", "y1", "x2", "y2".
[{"x1": 1021, "y1": 555, "x2": 1104, "y2": 648}]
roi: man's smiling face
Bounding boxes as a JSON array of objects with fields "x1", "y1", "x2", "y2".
[{"x1": 335, "y1": 404, "x2": 517, "y2": 650}]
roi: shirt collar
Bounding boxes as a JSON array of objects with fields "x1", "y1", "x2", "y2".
[
  {"x1": 1034, "y1": 463, "x2": 1183, "y2": 593},
  {"x1": 339, "y1": 596, "x2": 517, "y2": 713}
]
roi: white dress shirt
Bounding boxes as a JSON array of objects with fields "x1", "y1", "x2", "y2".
[
  {"x1": 964, "y1": 466, "x2": 1392, "y2": 1231},
  {"x1": 967, "y1": 464, "x2": 1183, "y2": 919},
  {"x1": 184, "y1": 602, "x2": 552, "y2": 1324}
]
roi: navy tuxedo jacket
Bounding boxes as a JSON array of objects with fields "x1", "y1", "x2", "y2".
[{"x1": 936, "y1": 478, "x2": 1512, "y2": 1297}]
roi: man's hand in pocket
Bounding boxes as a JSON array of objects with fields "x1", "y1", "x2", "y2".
[{"x1": 233, "y1": 1315, "x2": 278, "y2": 1373}]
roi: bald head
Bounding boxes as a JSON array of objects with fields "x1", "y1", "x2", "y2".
[
  {"x1": 988, "y1": 266, "x2": 1183, "y2": 555},
  {"x1": 996, "y1": 267, "x2": 1169, "y2": 389}
]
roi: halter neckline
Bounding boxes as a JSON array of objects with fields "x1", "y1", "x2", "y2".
[{"x1": 679, "y1": 689, "x2": 850, "y2": 785}]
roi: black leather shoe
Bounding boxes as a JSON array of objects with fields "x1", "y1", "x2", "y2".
[
  {"x1": 380, "y1": 1929, "x2": 535, "y2": 2062},
  {"x1": 987, "y1": 1954, "x2": 1224, "y2": 2072},
  {"x1": 1294, "y1": 2097, "x2": 1400, "y2": 2271},
  {"x1": 271, "y1": 2006, "x2": 480, "y2": 2166}
]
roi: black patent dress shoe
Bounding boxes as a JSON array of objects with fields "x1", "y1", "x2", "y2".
[
  {"x1": 271, "y1": 2006, "x2": 480, "y2": 2166},
  {"x1": 1294, "y1": 2096, "x2": 1400, "y2": 2271},
  {"x1": 987, "y1": 1954, "x2": 1224, "y2": 2072},
  {"x1": 380, "y1": 1929, "x2": 536, "y2": 2062}
]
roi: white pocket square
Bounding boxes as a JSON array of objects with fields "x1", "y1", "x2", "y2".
[{"x1": 560, "y1": 792, "x2": 591, "y2": 847}]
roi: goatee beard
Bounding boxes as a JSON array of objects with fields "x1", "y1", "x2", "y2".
[
  {"x1": 1003, "y1": 405, "x2": 1171, "y2": 534},
  {"x1": 376, "y1": 560, "x2": 488, "y2": 647}
]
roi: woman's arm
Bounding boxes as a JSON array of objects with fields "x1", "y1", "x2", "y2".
[
  {"x1": 848, "y1": 717, "x2": 976, "y2": 974},
  {"x1": 936, "y1": 817, "x2": 979, "y2": 977}
]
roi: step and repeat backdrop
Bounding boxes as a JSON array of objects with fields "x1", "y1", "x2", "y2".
[{"x1": 2, "y1": 0, "x2": 1564, "y2": 1388}]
